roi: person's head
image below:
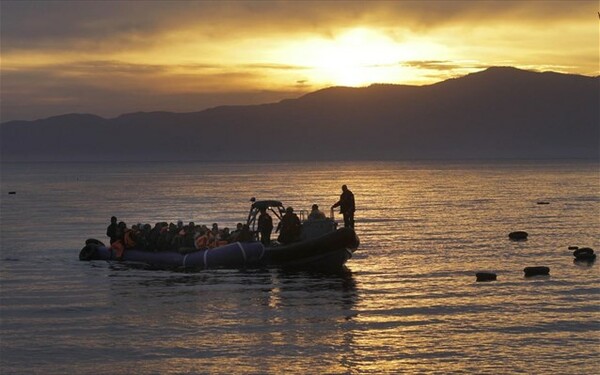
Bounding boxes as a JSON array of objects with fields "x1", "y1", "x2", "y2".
[
  {"x1": 118, "y1": 221, "x2": 126, "y2": 229},
  {"x1": 286, "y1": 206, "x2": 294, "y2": 214},
  {"x1": 260, "y1": 207, "x2": 266, "y2": 214},
  {"x1": 177, "y1": 220, "x2": 183, "y2": 228},
  {"x1": 312, "y1": 204, "x2": 319, "y2": 211},
  {"x1": 342, "y1": 184, "x2": 348, "y2": 192},
  {"x1": 236, "y1": 223, "x2": 243, "y2": 230},
  {"x1": 111, "y1": 216, "x2": 117, "y2": 223}
]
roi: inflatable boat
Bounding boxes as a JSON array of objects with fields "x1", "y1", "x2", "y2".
[{"x1": 79, "y1": 200, "x2": 359, "y2": 271}]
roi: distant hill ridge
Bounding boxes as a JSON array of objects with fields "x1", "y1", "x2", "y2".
[{"x1": 2, "y1": 67, "x2": 598, "y2": 161}]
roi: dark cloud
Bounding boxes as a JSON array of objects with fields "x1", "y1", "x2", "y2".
[
  {"x1": 1, "y1": 0, "x2": 592, "y2": 52},
  {"x1": 402, "y1": 60, "x2": 489, "y2": 71}
]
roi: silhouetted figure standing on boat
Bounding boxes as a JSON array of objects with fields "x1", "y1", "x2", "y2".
[
  {"x1": 106, "y1": 216, "x2": 118, "y2": 244},
  {"x1": 257, "y1": 207, "x2": 273, "y2": 246},
  {"x1": 277, "y1": 207, "x2": 301, "y2": 244},
  {"x1": 332, "y1": 185, "x2": 355, "y2": 228}
]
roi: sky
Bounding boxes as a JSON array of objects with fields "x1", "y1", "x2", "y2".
[{"x1": 1, "y1": 0, "x2": 598, "y2": 122}]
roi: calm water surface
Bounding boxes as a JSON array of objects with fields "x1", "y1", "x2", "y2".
[{"x1": 1, "y1": 161, "x2": 599, "y2": 374}]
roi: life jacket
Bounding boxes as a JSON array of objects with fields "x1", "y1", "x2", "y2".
[
  {"x1": 205, "y1": 232, "x2": 218, "y2": 248},
  {"x1": 195, "y1": 234, "x2": 209, "y2": 250},
  {"x1": 111, "y1": 240, "x2": 125, "y2": 259},
  {"x1": 124, "y1": 229, "x2": 137, "y2": 249}
]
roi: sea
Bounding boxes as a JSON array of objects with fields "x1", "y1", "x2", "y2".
[{"x1": 1, "y1": 160, "x2": 598, "y2": 374}]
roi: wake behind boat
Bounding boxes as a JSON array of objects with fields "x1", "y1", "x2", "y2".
[{"x1": 79, "y1": 199, "x2": 360, "y2": 271}]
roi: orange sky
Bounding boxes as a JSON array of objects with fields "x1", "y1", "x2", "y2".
[{"x1": 1, "y1": 1, "x2": 598, "y2": 121}]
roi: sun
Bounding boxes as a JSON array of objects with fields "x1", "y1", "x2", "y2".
[{"x1": 278, "y1": 28, "x2": 425, "y2": 87}]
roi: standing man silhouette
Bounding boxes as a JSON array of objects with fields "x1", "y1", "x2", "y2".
[
  {"x1": 106, "y1": 216, "x2": 118, "y2": 244},
  {"x1": 257, "y1": 207, "x2": 273, "y2": 246},
  {"x1": 332, "y1": 185, "x2": 355, "y2": 228}
]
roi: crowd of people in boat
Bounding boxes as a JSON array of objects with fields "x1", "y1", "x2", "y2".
[
  {"x1": 105, "y1": 185, "x2": 355, "y2": 254},
  {"x1": 106, "y1": 218, "x2": 254, "y2": 254}
]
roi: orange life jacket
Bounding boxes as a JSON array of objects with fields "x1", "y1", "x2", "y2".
[
  {"x1": 124, "y1": 229, "x2": 137, "y2": 249},
  {"x1": 195, "y1": 234, "x2": 209, "y2": 250},
  {"x1": 111, "y1": 240, "x2": 125, "y2": 259}
]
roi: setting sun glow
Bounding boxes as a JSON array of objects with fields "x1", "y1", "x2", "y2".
[
  {"x1": 279, "y1": 28, "x2": 420, "y2": 87},
  {"x1": 1, "y1": 1, "x2": 597, "y2": 121}
]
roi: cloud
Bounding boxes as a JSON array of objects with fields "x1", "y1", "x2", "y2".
[
  {"x1": 1, "y1": 0, "x2": 593, "y2": 53},
  {"x1": 401, "y1": 60, "x2": 488, "y2": 71},
  {"x1": 0, "y1": 60, "x2": 309, "y2": 121}
]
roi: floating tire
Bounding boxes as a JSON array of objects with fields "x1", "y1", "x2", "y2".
[
  {"x1": 568, "y1": 246, "x2": 579, "y2": 250},
  {"x1": 509, "y1": 231, "x2": 528, "y2": 241},
  {"x1": 476, "y1": 272, "x2": 497, "y2": 282},
  {"x1": 524, "y1": 266, "x2": 550, "y2": 277}
]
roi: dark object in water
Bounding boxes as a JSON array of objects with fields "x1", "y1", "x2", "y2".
[
  {"x1": 536, "y1": 201, "x2": 550, "y2": 205},
  {"x1": 524, "y1": 266, "x2": 550, "y2": 277},
  {"x1": 8, "y1": 191, "x2": 16, "y2": 195},
  {"x1": 476, "y1": 272, "x2": 497, "y2": 282},
  {"x1": 573, "y1": 248, "x2": 596, "y2": 262},
  {"x1": 573, "y1": 247, "x2": 594, "y2": 257},
  {"x1": 509, "y1": 231, "x2": 528, "y2": 241},
  {"x1": 568, "y1": 246, "x2": 579, "y2": 250},
  {"x1": 574, "y1": 253, "x2": 596, "y2": 262}
]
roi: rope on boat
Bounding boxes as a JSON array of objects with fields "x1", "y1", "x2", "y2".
[
  {"x1": 204, "y1": 248, "x2": 210, "y2": 269},
  {"x1": 237, "y1": 242, "x2": 247, "y2": 263}
]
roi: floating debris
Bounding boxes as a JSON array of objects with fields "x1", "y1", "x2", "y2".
[
  {"x1": 8, "y1": 191, "x2": 16, "y2": 195},
  {"x1": 573, "y1": 247, "x2": 596, "y2": 262},
  {"x1": 476, "y1": 272, "x2": 497, "y2": 282},
  {"x1": 568, "y1": 246, "x2": 579, "y2": 250},
  {"x1": 536, "y1": 201, "x2": 550, "y2": 205},
  {"x1": 524, "y1": 266, "x2": 550, "y2": 277},
  {"x1": 509, "y1": 231, "x2": 528, "y2": 241}
]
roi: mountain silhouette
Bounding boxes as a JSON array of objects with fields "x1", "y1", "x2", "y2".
[{"x1": 1, "y1": 67, "x2": 598, "y2": 161}]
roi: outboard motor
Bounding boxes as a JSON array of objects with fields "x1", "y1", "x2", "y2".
[{"x1": 79, "y1": 239, "x2": 105, "y2": 261}]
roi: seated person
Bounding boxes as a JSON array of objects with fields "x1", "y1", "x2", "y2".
[
  {"x1": 276, "y1": 207, "x2": 301, "y2": 244},
  {"x1": 229, "y1": 223, "x2": 244, "y2": 241},
  {"x1": 308, "y1": 204, "x2": 326, "y2": 220},
  {"x1": 236, "y1": 224, "x2": 254, "y2": 243}
]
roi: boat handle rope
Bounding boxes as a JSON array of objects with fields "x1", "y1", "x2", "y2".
[
  {"x1": 204, "y1": 248, "x2": 210, "y2": 269},
  {"x1": 182, "y1": 254, "x2": 189, "y2": 268},
  {"x1": 236, "y1": 242, "x2": 247, "y2": 263}
]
